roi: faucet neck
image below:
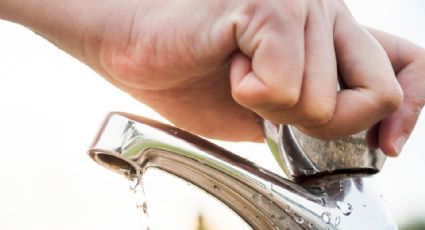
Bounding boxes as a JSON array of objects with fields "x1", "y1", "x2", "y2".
[
  {"x1": 88, "y1": 112, "x2": 396, "y2": 229},
  {"x1": 263, "y1": 121, "x2": 386, "y2": 181}
]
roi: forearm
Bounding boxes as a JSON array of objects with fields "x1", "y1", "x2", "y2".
[{"x1": 0, "y1": 0, "x2": 135, "y2": 68}]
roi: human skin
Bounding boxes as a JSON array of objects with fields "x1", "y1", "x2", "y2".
[{"x1": 0, "y1": 0, "x2": 423, "y2": 156}]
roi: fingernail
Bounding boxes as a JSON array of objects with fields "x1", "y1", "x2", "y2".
[{"x1": 393, "y1": 135, "x2": 408, "y2": 156}]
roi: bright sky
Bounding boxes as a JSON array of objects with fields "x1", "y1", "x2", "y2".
[{"x1": 0, "y1": 0, "x2": 424, "y2": 229}]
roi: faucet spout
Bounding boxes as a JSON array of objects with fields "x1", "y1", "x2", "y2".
[{"x1": 88, "y1": 112, "x2": 396, "y2": 229}]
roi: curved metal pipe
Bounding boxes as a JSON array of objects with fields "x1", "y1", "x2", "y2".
[{"x1": 88, "y1": 112, "x2": 396, "y2": 229}]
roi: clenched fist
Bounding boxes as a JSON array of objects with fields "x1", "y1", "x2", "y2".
[{"x1": 1, "y1": 0, "x2": 424, "y2": 156}]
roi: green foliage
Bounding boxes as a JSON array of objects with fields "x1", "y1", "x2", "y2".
[{"x1": 400, "y1": 220, "x2": 425, "y2": 230}]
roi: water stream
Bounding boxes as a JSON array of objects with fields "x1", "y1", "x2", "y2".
[{"x1": 130, "y1": 175, "x2": 150, "y2": 230}]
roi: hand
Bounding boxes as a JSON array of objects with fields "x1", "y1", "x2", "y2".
[
  {"x1": 365, "y1": 29, "x2": 425, "y2": 157},
  {"x1": 0, "y1": 0, "x2": 404, "y2": 154},
  {"x1": 98, "y1": 0, "x2": 404, "y2": 142}
]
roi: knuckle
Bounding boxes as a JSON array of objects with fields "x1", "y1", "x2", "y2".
[
  {"x1": 296, "y1": 126, "x2": 336, "y2": 140},
  {"x1": 288, "y1": 7, "x2": 304, "y2": 23},
  {"x1": 327, "y1": 0, "x2": 354, "y2": 20},
  {"x1": 231, "y1": 85, "x2": 271, "y2": 108},
  {"x1": 232, "y1": 85, "x2": 301, "y2": 109},
  {"x1": 315, "y1": 0, "x2": 331, "y2": 9},
  {"x1": 331, "y1": 0, "x2": 350, "y2": 12},
  {"x1": 407, "y1": 95, "x2": 425, "y2": 116},
  {"x1": 270, "y1": 87, "x2": 301, "y2": 108},
  {"x1": 301, "y1": 100, "x2": 335, "y2": 125},
  {"x1": 378, "y1": 86, "x2": 404, "y2": 114},
  {"x1": 231, "y1": 87, "x2": 255, "y2": 107},
  {"x1": 283, "y1": 0, "x2": 306, "y2": 24}
]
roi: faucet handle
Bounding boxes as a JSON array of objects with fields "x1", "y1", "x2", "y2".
[{"x1": 263, "y1": 121, "x2": 386, "y2": 181}]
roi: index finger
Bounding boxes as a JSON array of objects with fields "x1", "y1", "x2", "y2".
[{"x1": 299, "y1": 10, "x2": 403, "y2": 139}]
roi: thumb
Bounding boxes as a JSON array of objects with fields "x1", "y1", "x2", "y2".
[
  {"x1": 379, "y1": 61, "x2": 425, "y2": 156},
  {"x1": 230, "y1": 6, "x2": 306, "y2": 118},
  {"x1": 367, "y1": 28, "x2": 425, "y2": 156}
]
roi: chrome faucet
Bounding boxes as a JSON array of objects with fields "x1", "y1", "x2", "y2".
[{"x1": 88, "y1": 112, "x2": 397, "y2": 229}]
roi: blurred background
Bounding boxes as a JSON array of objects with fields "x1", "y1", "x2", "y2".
[{"x1": 0, "y1": 0, "x2": 424, "y2": 229}]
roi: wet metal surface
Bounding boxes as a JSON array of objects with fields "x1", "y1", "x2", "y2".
[{"x1": 88, "y1": 112, "x2": 396, "y2": 229}]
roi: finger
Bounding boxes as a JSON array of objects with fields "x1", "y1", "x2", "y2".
[
  {"x1": 379, "y1": 62, "x2": 425, "y2": 156},
  {"x1": 254, "y1": 3, "x2": 338, "y2": 125},
  {"x1": 366, "y1": 123, "x2": 380, "y2": 149},
  {"x1": 300, "y1": 10, "x2": 403, "y2": 138},
  {"x1": 230, "y1": 5, "x2": 306, "y2": 115},
  {"x1": 366, "y1": 28, "x2": 420, "y2": 73},
  {"x1": 366, "y1": 28, "x2": 425, "y2": 156}
]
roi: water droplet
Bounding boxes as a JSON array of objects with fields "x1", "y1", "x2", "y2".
[
  {"x1": 303, "y1": 169, "x2": 316, "y2": 175},
  {"x1": 278, "y1": 216, "x2": 287, "y2": 222},
  {"x1": 336, "y1": 201, "x2": 353, "y2": 216},
  {"x1": 288, "y1": 156, "x2": 294, "y2": 162},
  {"x1": 339, "y1": 181, "x2": 344, "y2": 192},
  {"x1": 308, "y1": 223, "x2": 315, "y2": 230},
  {"x1": 294, "y1": 213, "x2": 304, "y2": 224},
  {"x1": 120, "y1": 168, "x2": 131, "y2": 178},
  {"x1": 321, "y1": 212, "x2": 332, "y2": 224},
  {"x1": 252, "y1": 193, "x2": 262, "y2": 202},
  {"x1": 142, "y1": 202, "x2": 148, "y2": 213},
  {"x1": 321, "y1": 198, "x2": 326, "y2": 206},
  {"x1": 268, "y1": 191, "x2": 274, "y2": 198},
  {"x1": 334, "y1": 216, "x2": 341, "y2": 226},
  {"x1": 285, "y1": 205, "x2": 291, "y2": 213},
  {"x1": 266, "y1": 182, "x2": 273, "y2": 190}
]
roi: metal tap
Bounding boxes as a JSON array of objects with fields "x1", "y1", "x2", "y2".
[{"x1": 88, "y1": 112, "x2": 396, "y2": 229}]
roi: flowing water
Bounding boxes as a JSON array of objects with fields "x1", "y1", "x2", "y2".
[{"x1": 130, "y1": 175, "x2": 150, "y2": 230}]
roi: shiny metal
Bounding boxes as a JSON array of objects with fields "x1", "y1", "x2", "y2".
[
  {"x1": 263, "y1": 121, "x2": 387, "y2": 180},
  {"x1": 88, "y1": 112, "x2": 396, "y2": 229},
  {"x1": 261, "y1": 77, "x2": 386, "y2": 180}
]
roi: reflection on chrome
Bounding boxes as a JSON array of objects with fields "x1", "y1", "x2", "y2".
[{"x1": 88, "y1": 112, "x2": 396, "y2": 229}]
